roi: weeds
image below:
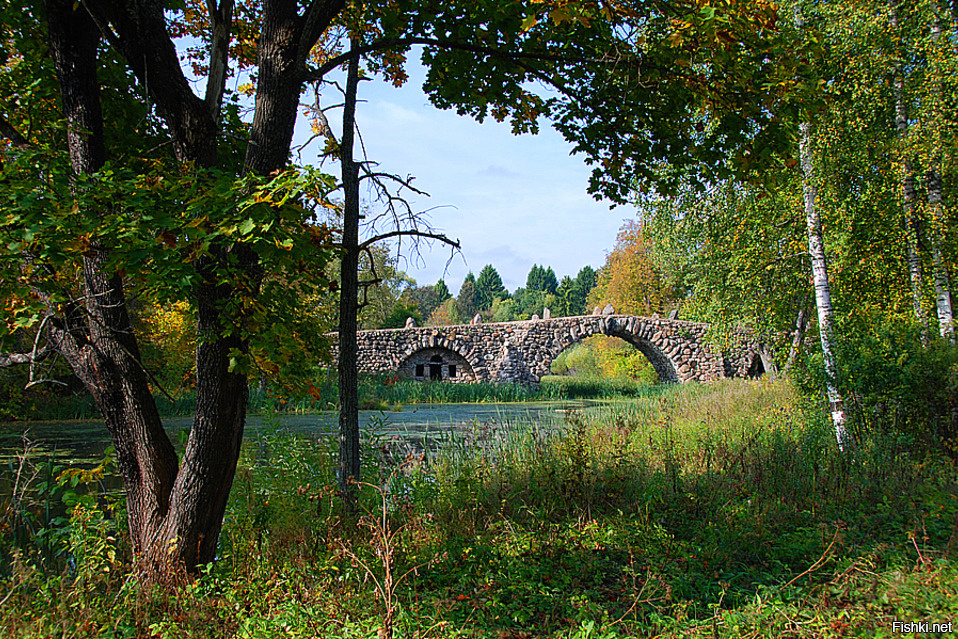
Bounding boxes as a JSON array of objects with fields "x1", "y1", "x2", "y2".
[{"x1": 2, "y1": 380, "x2": 957, "y2": 637}]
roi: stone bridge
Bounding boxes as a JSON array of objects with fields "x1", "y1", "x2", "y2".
[{"x1": 340, "y1": 314, "x2": 766, "y2": 384}]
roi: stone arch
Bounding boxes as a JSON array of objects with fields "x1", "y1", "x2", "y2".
[
  {"x1": 541, "y1": 318, "x2": 681, "y2": 384},
  {"x1": 396, "y1": 339, "x2": 487, "y2": 382}
]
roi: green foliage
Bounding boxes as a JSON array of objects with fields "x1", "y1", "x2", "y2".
[
  {"x1": 551, "y1": 335, "x2": 658, "y2": 385},
  {"x1": 134, "y1": 300, "x2": 197, "y2": 394},
  {"x1": 554, "y1": 268, "x2": 598, "y2": 317},
  {"x1": 379, "y1": 299, "x2": 422, "y2": 329},
  {"x1": 3, "y1": 381, "x2": 958, "y2": 636},
  {"x1": 426, "y1": 297, "x2": 461, "y2": 326},
  {"x1": 434, "y1": 279, "x2": 451, "y2": 303},
  {"x1": 353, "y1": 245, "x2": 417, "y2": 330},
  {"x1": 456, "y1": 279, "x2": 477, "y2": 320},
  {"x1": 475, "y1": 264, "x2": 508, "y2": 311},
  {"x1": 401, "y1": 0, "x2": 804, "y2": 202},
  {"x1": 526, "y1": 264, "x2": 559, "y2": 295},
  {"x1": 0, "y1": 151, "x2": 339, "y2": 389},
  {"x1": 490, "y1": 297, "x2": 519, "y2": 322},
  {"x1": 571, "y1": 266, "x2": 597, "y2": 315},
  {"x1": 539, "y1": 375, "x2": 658, "y2": 399},
  {"x1": 1, "y1": 440, "x2": 124, "y2": 587},
  {"x1": 798, "y1": 315, "x2": 958, "y2": 453},
  {"x1": 399, "y1": 284, "x2": 440, "y2": 322}
]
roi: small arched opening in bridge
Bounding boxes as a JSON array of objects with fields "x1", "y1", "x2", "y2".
[
  {"x1": 398, "y1": 347, "x2": 475, "y2": 382},
  {"x1": 746, "y1": 354, "x2": 766, "y2": 379},
  {"x1": 549, "y1": 335, "x2": 661, "y2": 384},
  {"x1": 723, "y1": 352, "x2": 768, "y2": 380}
]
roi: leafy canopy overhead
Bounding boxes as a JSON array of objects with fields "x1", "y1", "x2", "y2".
[{"x1": 293, "y1": 0, "x2": 809, "y2": 202}]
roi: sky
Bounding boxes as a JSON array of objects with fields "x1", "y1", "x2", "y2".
[{"x1": 289, "y1": 55, "x2": 634, "y2": 295}]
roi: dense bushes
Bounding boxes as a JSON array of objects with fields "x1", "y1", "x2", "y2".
[{"x1": 798, "y1": 316, "x2": 958, "y2": 455}]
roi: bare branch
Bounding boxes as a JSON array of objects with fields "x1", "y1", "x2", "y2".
[
  {"x1": 359, "y1": 245, "x2": 381, "y2": 289},
  {"x1": 359, "y1": 171, "x2": 429, "y2": 197},
  {"x1": 360, "y1": 230, "x2": 460, "y2": 251},
  {"x1": 0, "y1": 349, "x2": 49, "y2": 368}
]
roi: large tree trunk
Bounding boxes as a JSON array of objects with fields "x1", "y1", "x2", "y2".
[
  {"x1": 338, "y1": 40, "x2": 362, "y2": 500},
  {"x1": 799, "y1": 121, "x2": 850, "y2": 449},
  {"x1": 44, "y1": 0, "x2": 180, "y2": 566}
]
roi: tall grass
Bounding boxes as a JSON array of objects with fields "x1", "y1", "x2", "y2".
[
  {"x1": 240, "y1": 374, "x2": 661, "y2": 415},
  {"x1": 2, "y1": 372, "x2": 659, "y2": 422},
  {"x1": 2, "y1": 380, "x2": 956, "y2": 638}
]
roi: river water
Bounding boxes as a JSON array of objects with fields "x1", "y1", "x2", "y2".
[{"x1": 0, "y1": 400, "x2": 599, "y2": 466}]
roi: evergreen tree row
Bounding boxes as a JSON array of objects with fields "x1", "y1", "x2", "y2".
[{"x1": 386, "y1": 263, "x2": 598, "y2": 327}]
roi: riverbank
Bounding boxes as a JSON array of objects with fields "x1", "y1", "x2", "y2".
[
  {"x1": 0, "y1": 374, "x2": 660, "y2": 422},
  {"x1": 3, "y1": 380, "x2": 957, "y2": 637}
]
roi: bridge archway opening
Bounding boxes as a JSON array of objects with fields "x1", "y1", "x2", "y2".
[
  {"x1": 549, "y1": 334, "x2": 663, "y2": 384},
  {"x1": 746, "y1": 354, "x2": 766, "y2": 379},
  {"x1": 399, "y1": 347, "x2": 474, "y2": 382}
]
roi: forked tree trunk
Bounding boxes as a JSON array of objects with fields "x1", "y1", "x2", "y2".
[
  {"x1": 44, "y1": 0, "x2": 180, "y2": 548},
  {"x1": 46, "y1": 0, "x2": 243, "y2": 580},
  {"x1": 45, "y1": 0, "x2": 345, "y2": 582}
]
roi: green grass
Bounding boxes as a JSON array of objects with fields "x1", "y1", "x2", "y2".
[
  {"x1": 2, "y1": 380, "x2": 957, "y2": 638},
  {"x1": 216, "y1": 375, "x2": 659, "y2": 416},
  {"x1": 1, "y1": 372, "x2": 657, "y2": 422}
]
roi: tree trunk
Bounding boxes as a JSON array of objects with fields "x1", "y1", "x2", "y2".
[
  {"x1": 799, "y1": 121, "x2": 850, "y2": 449},
  {"x1": 927, "y1": 171, "x2": 955, "y2": 343},
  {"x1": 783, "y1": 305, "x2": 808, "y2": 375},
  {"x1": 45, "y1": 0, "x2": 180, "y2": 566},
  {"x1": 927, "y1": 9, "x2": 956, "y2": 343},
  {"x1": 890, "y1": 0, "x2": 930, "y2": 342},
  {"x1": 338, "y1": 40, "x2": 362, "y2": 500},
  {"x1": 44, "y1": 0, "x2": 346, "y2": 582}
]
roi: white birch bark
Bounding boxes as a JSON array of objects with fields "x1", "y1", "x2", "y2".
[
  {"x1": 792, "y1": 4, "x2": 849, "y2": 448},
  {"x1": 891, "y1": 0, "x2": 930, "y2": 342},
  {"x1": 799, "y1": 122, "x2": 850, "y2": 449},
  {"x1": 927, "y1": 172, "x2": 955, "y2": 342},
  {"x1": 927, "y1": 9, "x2": 956, "y2": 342}
]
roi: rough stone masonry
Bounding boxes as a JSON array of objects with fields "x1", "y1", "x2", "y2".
[{"x1": 329, "y1": 314, "x2": 766, "y2": 384}]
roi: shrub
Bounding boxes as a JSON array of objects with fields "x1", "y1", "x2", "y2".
[{"x1": 799, "y1": 316, "x2": 958, "y2": 454}]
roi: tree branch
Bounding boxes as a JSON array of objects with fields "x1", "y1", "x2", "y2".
[
  {"x1": 0, "y1": 348, "x2": 50, "y2": 368},
  {"x1": 360, "y1": 230, "x2": 460, "y2": 251},
  {"x1": 0, "y1": 113, "x2": 30, "y2": 149},
  {"x1": 83, "y1": 0, "x2": 216, "y2": 164},
  {"x1": 204, "y1": 0, "x2": 234, "y2": 120},
  {"x1": 303, "y1": 36, "x2": 597, "y2": 82}
]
